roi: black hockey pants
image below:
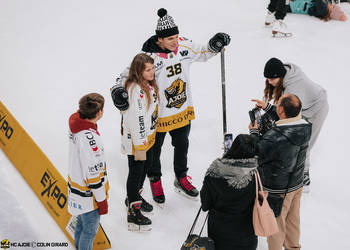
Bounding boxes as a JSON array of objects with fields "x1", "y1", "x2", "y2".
[
  {"x1": 268, "y1": 0, "x2": 289, "y2": 20},
  {"x1": 147, "y1": 123, "x2": 191, "y2": 179}
]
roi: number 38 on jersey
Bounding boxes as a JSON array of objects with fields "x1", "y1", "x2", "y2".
[{"x1": 166, "y1": 63, "x2": 182, "y2": 77}]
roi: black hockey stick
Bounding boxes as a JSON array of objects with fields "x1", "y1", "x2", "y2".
[{"x1": 220, "y1": 49, "x2": 232, "y2": 153}]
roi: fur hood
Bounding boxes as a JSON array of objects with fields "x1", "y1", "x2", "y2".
[{"x1": 205, "y1": 158, "x2": 258, "y2": 189}]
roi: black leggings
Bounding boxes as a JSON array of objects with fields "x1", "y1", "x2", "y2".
[
  {"x1": 126, "y1": 147, "x2": 154, "y2": 203},
  {"x1": 268, "y1": 0, "x2": 289, "y2": 20}
]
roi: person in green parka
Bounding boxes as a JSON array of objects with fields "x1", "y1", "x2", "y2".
[{"x1": 288, "y1": 0, "x2": 347, "y2": 21}]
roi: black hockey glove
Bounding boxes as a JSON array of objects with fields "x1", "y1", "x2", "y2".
[
  {"x1": 208, "y1": 32, "x2": 231, "y2": 53},
  {"x1": 111, "y1": 83, "x2": 129, "y2": 111}
]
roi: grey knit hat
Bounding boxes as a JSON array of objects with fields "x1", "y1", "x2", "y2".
[{"x1": 155, "y1": 8, "x2": 179, "y2": 38}]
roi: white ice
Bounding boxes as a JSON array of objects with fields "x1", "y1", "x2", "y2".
[{"x1": 1, "y1": 0, "x2": 350, "y2": 249}]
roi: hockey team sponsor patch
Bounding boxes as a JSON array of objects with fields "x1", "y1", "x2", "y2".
[{"x1": 85, "y1": 131, "x2": 99, "y2": 152}]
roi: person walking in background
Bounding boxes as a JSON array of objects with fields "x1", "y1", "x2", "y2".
[
  {"x1": 68, "y1": 93, "x2": 109, "y2": 250},
  {"x1": 121, "y1": 53, "x2": 159, "y2": 231},
  {"x1": 252, "y1": 57, "x2": 328, "y2": 192},
  {"x1": 250, "y1": 94, "x2": 312, "y2": 250},
  {"x1": 111, "y1": 8, "x2": 231, "y2": 206},
  {"x1": 265, "y1": 0, "x2": 292, "y2": 36},
  {"x1": 200, "y1": 134, "x2": 258, "y2": 250}
]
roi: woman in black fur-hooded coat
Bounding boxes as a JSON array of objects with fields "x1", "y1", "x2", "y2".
[{"x1": 200, "y1": 134, "x2": 258, "y2": 250}]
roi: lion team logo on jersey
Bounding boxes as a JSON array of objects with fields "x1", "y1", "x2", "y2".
[{"x1": 164, "y1": 79, "x2": 187, "y2": 109}]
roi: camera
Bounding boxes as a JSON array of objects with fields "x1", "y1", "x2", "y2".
[
  {"x1": 249, "y1": 107, "x2": 262, "y2": 126},
  {"x1": 249, "y1": 107, "x2": 276, "y2": 135}
]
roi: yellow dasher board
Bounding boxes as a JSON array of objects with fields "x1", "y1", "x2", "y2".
[{"x1": 0, "y1": 100, "x2": 111, "y2": 249}]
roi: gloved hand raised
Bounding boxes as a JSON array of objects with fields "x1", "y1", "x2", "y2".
[
  {"x1": 111, "y1": 83, "x2": 129, "y2": 111},
  {"x1": 208, "y1": 32, "x2": 231, "y2": 53}
]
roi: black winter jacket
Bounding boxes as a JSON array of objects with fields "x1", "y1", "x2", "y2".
[
  {"x1": 251, "y1": 117, "x2": 312, "y2": 194},
  {"x1": 200, "y1": 158, "x2": 258, "y2": 250}
]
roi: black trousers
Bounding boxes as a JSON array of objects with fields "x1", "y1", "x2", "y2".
[
  {"x1": 147, "y1": 123, "x2": 191, "y2": 179},
  {"x1": 267, "y1": 0, "x2": 288, "y2": 20},
  {"x1": 127, "y1": 146, "x2": 154, "y2": 203}
]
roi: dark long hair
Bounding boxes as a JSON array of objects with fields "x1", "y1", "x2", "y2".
[
  {"x1": 263, "y1": 78, "x2": 285, "y2": 104},
  {"x1": 125, "y1": 53, "x2": 159, "y2": 109},
  {"x1": 224, "y1": 134, "x2": 257, "y2": 159}
]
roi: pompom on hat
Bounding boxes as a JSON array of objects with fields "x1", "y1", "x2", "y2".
[{"x1": 155, "y1": 8, "x2": 179, "y2": 38}]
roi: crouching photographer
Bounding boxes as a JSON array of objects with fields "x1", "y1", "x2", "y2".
[{"x1": 248, "y1": 94, "x2": 311, "y2": 250}]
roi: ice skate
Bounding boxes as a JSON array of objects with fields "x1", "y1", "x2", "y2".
[
  {"x1": 265, "y1": 11, "x2": 276, "y2": 27},
  {"x1": 174, "y1": 175, "x2": 199, "y2": 201},
  {"x1": 125, "y1": 196, "x2": 153, "y2": 214},
  {"x1": 127, "y1": 201, "x2": 152, "y2": 231},
  {"x1": 149, "y1": 177, "x2": 165, "y2": 208},
  {"x1": 272, "y1": 20, "x2": 292, "y2": 37}
]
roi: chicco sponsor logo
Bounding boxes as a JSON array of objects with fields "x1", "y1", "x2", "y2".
[{"x1": 158, "y1": 110, "x2": 194, "y2": 128}]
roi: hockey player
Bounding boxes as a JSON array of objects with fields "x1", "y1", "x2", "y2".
[
  {"x1": 111, "y1": 8, "x2": 230, "y2": 205},
  {"x1": 121, "y1": 53, "x2": 159, "y2": 231},
  {"x1": 68, "y1": 93, "x2": 109, "y2": 250}
]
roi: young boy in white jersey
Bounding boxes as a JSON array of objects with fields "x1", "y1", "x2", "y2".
[{"x1": 68, "y1": 93, "x2": 109, "y2": 250}]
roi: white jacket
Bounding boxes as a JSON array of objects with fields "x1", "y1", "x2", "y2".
[
  {"x1": 116, "y1": 36, "x2": 216, "y2": 132},
  {"x1": 68, "y1": 112, "x2": 109, "y2": 216},
  {"x1": 121, "y1": 82, "x2": 159, "y2": 155}
]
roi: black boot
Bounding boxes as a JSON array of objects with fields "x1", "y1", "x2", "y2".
[
  {"x1": 125, "y1": 197, "x2": 153, "y2": 213},
  {"x1": 174, "y1": 175, "x2": 199, "y2": 199},
  {"x1": 127, "y1": 201, "x2": 152, "y2": 231}
]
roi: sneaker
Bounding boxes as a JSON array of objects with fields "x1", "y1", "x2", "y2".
[
  {"x1": 265, "y1": 11, "x2": 276, "y2": 26},
  {"x1": 127, "y1": 201, "x2": 152, "y2": 231},
  {"x1": 272, "y1": 20, "x2": 292, "y2": 37},
  {"x1": 174, "y1": 175, "x2": 199, "y2": 199},
  {"x1": 149, "y1": 177, "x2": 165, "y2": 204},
  {"x1": 125, "y1": 196, "x2": 153, "y2": 213}
]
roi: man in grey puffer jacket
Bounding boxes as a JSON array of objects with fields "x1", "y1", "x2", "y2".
[{"x1": 253, "y1": 57, "x2": 328, "y2": 191}]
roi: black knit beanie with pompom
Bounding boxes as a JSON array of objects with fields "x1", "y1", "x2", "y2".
[{"x1": 155, "y1": 8, "x2": 179, "y2": 38}]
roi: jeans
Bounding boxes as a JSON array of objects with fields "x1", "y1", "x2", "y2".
[
  {"x1": 75, "y1": 209, "x2": 100, "y2": 250},
  {"x1": 148, "y1": 123, "x2": 191, "y2": 179}
]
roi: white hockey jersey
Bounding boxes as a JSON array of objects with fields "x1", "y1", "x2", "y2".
[
  {"x1": 121, "y1": 82, "x2": 159, "y2": 155},
  {"x1": 116, "y1": 36, "x2": 216, "y2": 132},
  {"x1": 68, "y1": 112, "x2": 109, "y2": 216}
]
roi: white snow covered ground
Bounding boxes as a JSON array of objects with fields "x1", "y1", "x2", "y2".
[{"x1": 1, "y1": 0, "x2": 350, "y2": 249}]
